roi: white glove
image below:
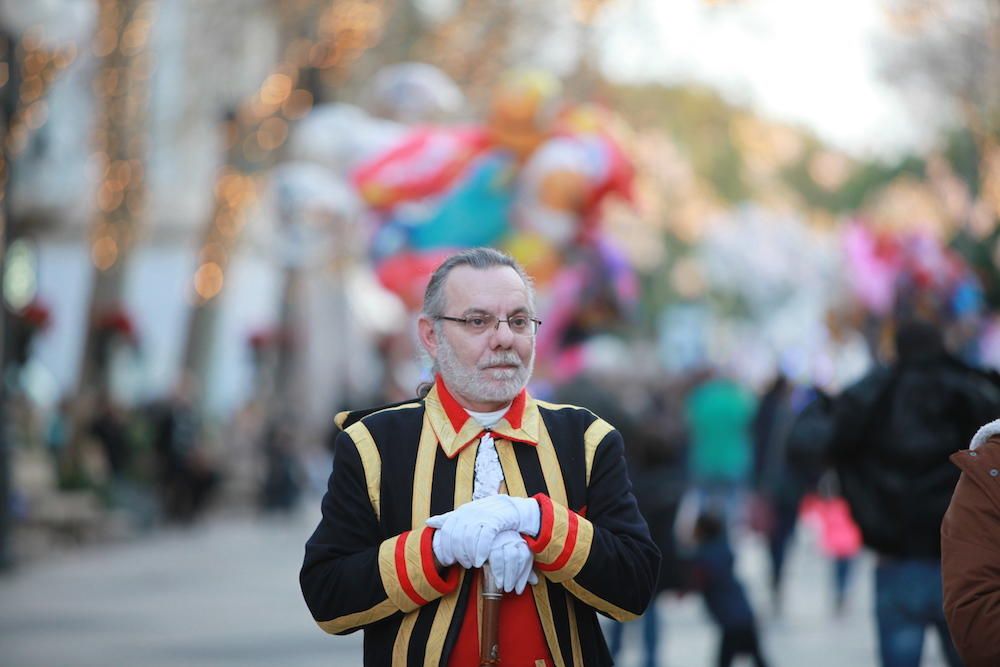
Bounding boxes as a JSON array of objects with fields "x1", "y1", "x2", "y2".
[
  {"x1": 488, "y1": 530, "x2": 539, "y2": 594},
  {"x1": 427, "y1": 495, "x2": 541, "y2": 569}
]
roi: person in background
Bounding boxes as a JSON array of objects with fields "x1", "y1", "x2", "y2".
[
  {"x1": 799, "y1": 476, "x2": 862, "y2": 616},
  {"x1": 823, "y1": 496, "x2": 861, "y2": 616},
  {"x1": 300, "y1": 247, "x2": 659, "y2": 666},
  {"x1": 685, "y1": 369, "x2": 757, "y2": 530},
  {"x1": 150, "y1": 377, "x2": 219, "y2": 523},
  {"x1": 941, "y1": 419, "x2": 1000, "y2": 667},
  {"x1": 45, "y1": 396, "x2": 74, "y2": 477},
  {"x1": 554, "y1": 356, "x2": 688, "y2": 667},
  {"x1": 691, "y1": 511, "x2": 770, "y2": 667},
  {"x1": 782, "y1": 384, "x2": 854, "y2": 615},
  {"x1": 257, "y1": 420, "x2": 304, "y2": 513},
  {"x1": 89, "y1": 390, "x2": 131, "y2": 483},
  {"x1": 831, "y1": 317, "x2": 1000, "y2": 667},
  {"x1": 749, "y1": 372, "x2": 799, "y2": 613}
]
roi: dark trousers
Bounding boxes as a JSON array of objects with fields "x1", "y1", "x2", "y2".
[
  {"x1": 717, "y1": 625, "x2": 769, "y2": 667},
  {"x1": 874, "y1": 559, "x2": 962, "y2": 667},
  {"x1": 833, "y1": 556, "x2": 854, "y2": 611},
  {"x1": 766, "y1": 501, "x2": 798, "y2": 600},
  {"x1": 607, "y1": 601, "x2": 660, "y2": 667}
]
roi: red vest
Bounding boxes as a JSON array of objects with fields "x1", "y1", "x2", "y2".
[
  {"x1": 436, "y1": 380, "x2": 553, "y2": 666},
  {"x1": 448, "y1": 570, "x2": 553, "y2": 667}
]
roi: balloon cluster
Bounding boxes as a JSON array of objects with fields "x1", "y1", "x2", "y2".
[
  {"x1": 280, "y1": 65, "x2": 639, "y2": 379},
  {"x1": 842, "y1": 222, "x2": 982, "y2": 324}
]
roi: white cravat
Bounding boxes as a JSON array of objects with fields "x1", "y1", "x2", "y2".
[
  {"x1": 466, "y1": 406, "x2": 509, "y2": 499},
  {"x1": 472, "y1": 432, "x2": 505, "y2": 500}
]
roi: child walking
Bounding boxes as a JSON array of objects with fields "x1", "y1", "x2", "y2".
[{"x1": 692, "y1": 512, "x2": 771, "y2": 667}]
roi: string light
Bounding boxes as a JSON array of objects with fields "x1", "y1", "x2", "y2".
[
  {"x1": 282, "y1": 88, "x2": 314, "y2": 119},
  {"x1": 0, "y1": 22, "x2": 81, "y2": 240},
  {"x1": 91, "y1": 235, "x2": 119, "y2": 271},
  {"x1": 187, "y1": 0, "x2": 392, "y2": 306},
  {"x1": 5, "y1": 42, "x2": 78, "y2": 138},
  {"x1": 573, "y1": 0, "x2": 608, "y2": 24},
  {"x1": 256, "y1": 117, "x2": 288, "y2": 151},
  {"x1": 86, "y1": 0, "x2": 156, "y2": 273},
  {"x1": 260, "y1": 73, "x2": 294, "y2": 105},
  {"x1": 193, "y1": 261, "x2": 224, "y2": 300},
  {"x1": 411, "y1": 0, "x2": 521, "y2": 102}
]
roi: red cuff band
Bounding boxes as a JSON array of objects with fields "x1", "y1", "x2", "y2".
[
  {"x1": 525, "y1": 493, "x2": 555, "y2": 552},
  {"x1": 395, "y1": 531, "x2": 429, "y2": 606},
  {"x1": 421, "y1": 527, "x2": 460, "y2": 594},
  {"x1": 536, "y1": 510, "x2": 579, "y2": 572}
]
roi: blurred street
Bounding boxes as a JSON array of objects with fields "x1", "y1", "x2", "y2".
[
  {"x1": 0, "y1": 498, "x2": 954, "y2": 667},
  {"x1": 0, "y1": 503, "x2": 356, "y2": 667},
  {"x1": 0, "y1": 2, "x2": 997, "y2": 666}
]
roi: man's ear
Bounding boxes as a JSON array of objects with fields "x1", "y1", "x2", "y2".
[{"x1": 417, "y1": 315, "x2": 438, "y2": 361}]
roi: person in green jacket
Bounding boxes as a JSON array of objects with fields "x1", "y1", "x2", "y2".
[{"x1": 684, "y1": 372, "x2": 758, "y2": 525}]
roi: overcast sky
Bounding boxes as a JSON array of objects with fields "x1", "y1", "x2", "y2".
[{"x1": 595, "y1": 0, "x2": 954, "y2": 159}]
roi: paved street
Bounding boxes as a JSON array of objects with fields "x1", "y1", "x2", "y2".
[{"x1": 0, "y1": 499, "x2": 955, "y2": 667}]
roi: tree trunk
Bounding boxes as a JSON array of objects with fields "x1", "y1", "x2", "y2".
[
  {"x1": 0, "y1": 27, "x2": 20, "y2": 572},
  {"x1": 71, "y1": 0, "x2": 154, "y2": 478}
]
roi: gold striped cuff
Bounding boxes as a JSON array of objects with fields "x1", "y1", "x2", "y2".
[
  {"x1": 378, "y1": 528, "x2": 460, "y2": 614},
  {"x1": 315, "y1": 598, "x2": 397, "y2": 635},
  {"x1": 525, "y1": 494, "x2": 594, "y2": 583}
]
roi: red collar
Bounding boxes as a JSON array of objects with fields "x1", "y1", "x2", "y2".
[
  {"x1": 425, "y1": 377, "x2": 538, "y2": 458},
  {"x1": 435, "y1": 376, "x2": 526, "y2": 431}
]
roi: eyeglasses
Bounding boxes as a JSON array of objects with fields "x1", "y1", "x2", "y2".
[{"x1": 435, "y1": 314, "x2": 542, "y2": 336}]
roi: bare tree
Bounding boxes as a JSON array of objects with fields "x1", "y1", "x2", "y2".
[
  {"x1": 411, "y1": 0, "x2": 562, "y2": 111},
  {"x1": 181, "y1": 0, "x2": 394, "y2": 396},
  {"x1": 77, "y1": 0, "x2": 156, "y2": 397},
  {"x1": 0, "y1": 4, "x2": 88, "y2": 570},
  {"x1": 879, "y1": 0, "x2": 1000, "y2": 224}
]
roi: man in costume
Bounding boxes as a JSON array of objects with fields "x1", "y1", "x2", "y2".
[{"x1": 301, "y1": 247, "x2": 659, "y2": 665}]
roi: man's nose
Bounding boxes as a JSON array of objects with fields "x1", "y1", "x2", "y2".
[{"x1": 489, "y1": 320, "x2": 516, "y2": 347}]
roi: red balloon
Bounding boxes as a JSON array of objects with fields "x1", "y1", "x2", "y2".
[
  {"x1": 353, "y1": 127, "x2": 490, "y2": 210},
  {"x1": 375, "y1": 250, "x2": 455, "y2": 311}
]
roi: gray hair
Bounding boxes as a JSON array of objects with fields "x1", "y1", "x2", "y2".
[
  {"x1": 416, "y1": 248, "x2": 536, "y2": 397},
  {"x1": 421, "y1": 247, "x2": 536, "y2": 318}
]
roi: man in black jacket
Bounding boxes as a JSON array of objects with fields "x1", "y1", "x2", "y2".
[
  {"x1": 300, "y1": 247, "x2": 660, "y2": 666},
  {"x1": 831, "y1": 318, "x2": 1000, "y2": 667}
]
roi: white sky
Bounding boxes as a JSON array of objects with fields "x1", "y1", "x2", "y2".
[{"x1": 596, "y1": 0, "x2": 955, "y2": 159}]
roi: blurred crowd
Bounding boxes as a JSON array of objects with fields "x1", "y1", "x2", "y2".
[
  {"x1": 7, "y1": 285, "x2": 999, "y2": 667},
  {"x1": 545, "y1": 311, "x2": 999, "y2": 667},
  {"x1": 8, "y1": 374, "x2": 307, "y2": 555}
]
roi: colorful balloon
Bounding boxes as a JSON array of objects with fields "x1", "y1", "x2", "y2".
[
  {"x1": 374, "y1": 250, "x2": 454, "y2": 311},
  {"x1": 352, "y1": 127, "x2": 490, "y2": 209}
]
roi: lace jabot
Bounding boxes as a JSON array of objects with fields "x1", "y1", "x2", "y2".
[{"x1": 473, "y1": 432, "x2": 504, "y2": 499}]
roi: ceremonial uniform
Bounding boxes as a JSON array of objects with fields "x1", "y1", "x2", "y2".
[{"x1": 300, "y1": 379, "x2": 660, "y2": 666}]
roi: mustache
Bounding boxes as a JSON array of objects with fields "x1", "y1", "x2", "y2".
[{"x1": 478, "y1": 353, "x2": 523, "y2": 370}]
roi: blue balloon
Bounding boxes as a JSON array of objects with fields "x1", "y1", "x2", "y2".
[{"x1": 403, "y1": 151, "x2": 517, "y2": 250}]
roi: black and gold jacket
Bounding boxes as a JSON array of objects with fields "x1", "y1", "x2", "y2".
[{"x1": 300, "y1": 380, "x2": 660, "y2": 666}]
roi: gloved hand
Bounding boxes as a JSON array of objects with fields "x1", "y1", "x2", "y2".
[
  {"x1": 488, "y1": 530, "x2": 538, "y2": 594},
  {"x1": 427, "y1": 494, "x2": 541, "y2": 569}
]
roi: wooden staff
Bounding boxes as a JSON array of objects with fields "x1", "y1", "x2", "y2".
[
  {"x1": 479, "y1": 469, "x2": 508, "y2": 664},
  {"x1": 480, "y1": 562, "x2": 502, "y2": 666}
]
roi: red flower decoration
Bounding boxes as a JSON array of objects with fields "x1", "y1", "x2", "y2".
[
  {"x1": 95, "y1": 307, "x2": 137, "y2": 342},
  {"x1": 247, "y1": 326, "x2": 294, "y2": 350},
  {"x1": 248, "y1": 328, "x2": 277, "y2": 350},
  {"x1": 17, "y1": 300, "x2": 52, "y2": 330}
]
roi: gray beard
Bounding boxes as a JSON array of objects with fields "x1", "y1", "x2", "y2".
[{"x1": 435, "y1": 334, "x2": 533, "y2": 405}]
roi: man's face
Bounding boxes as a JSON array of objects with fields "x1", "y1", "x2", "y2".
[{"x1": 419, "y1": 265, "x2": 535, "y2": 411}]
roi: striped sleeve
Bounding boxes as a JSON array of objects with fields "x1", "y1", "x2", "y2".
[
  {"x1": 542, "y1": 428, "x2": 660, "y2": 622},
  {"x1": 378, "y1": 526, "x2": 461, "y2": 612},
  {"x1": 523, "y1": 493, "x2": 594, "y2": 582},
  {"x1": 300, "y1": 430, "x2": 458, "y2": 635}
]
